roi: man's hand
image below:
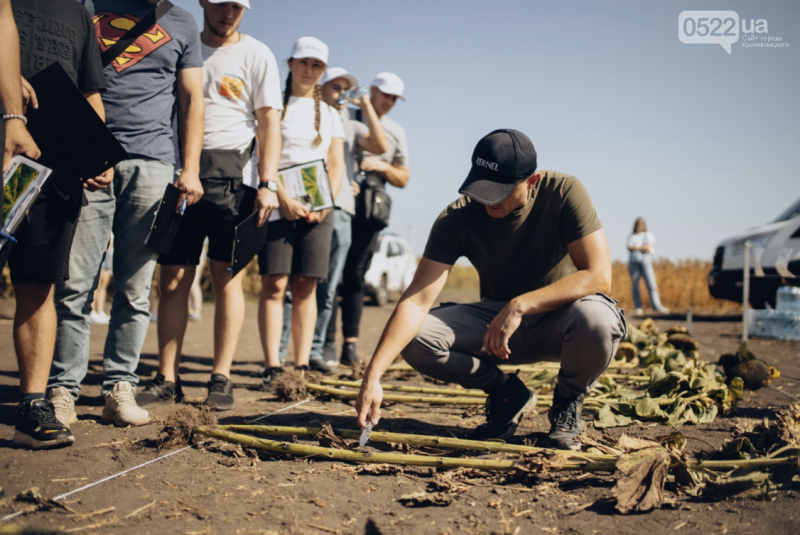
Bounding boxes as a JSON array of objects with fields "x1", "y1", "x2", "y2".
[
  {"x1": 254, "y1": 187, "x2": 279, "y2": 227},
  {"x1": 83, "y1": 167, "x2": 113, "y2": 192},
  {"x1": 279, "y1": 196, "x2": 310, "y2": 221},
  {"x1": 306, "y1": 207, "x2": 331, "y2": 223},
  {"x1": 483, "y1": 300, "x2": 524, "y2": 359},
  {"x1": 347, "y1": 92, "x2": 370, "y2": 109},
  {"x1": 21, "y1": 77, "x2": 38, "y2": 112},
  {"x1": 360, "y1": 157, "x2": 389, "y2": 174},
  {"x1": 355, "y1": 379, "x2": 383, "y2": 428},
  {"x1": 351, "y1": 181, "x2": 360, "y2": 196},
  {"x1": 3, "y1": 120, "x2": 41, "y2": 172},
  {"x1": 174, "y1": 169, "x2": 203, "y2": 212}
]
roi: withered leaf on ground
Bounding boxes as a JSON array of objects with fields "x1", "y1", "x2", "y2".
[
  {"x1": 613, "y1": 451, "x2": 671, "y2": 514},
  {"x1": 617, "y1": 434, "x2": 662, "y2": 453},
  {"x1": 317, "y1": 423, "x2": 351, "y2": 450},
  {"x1": 358, "y1": 464, "x2": 403, "y2": 475},
  {"x1": 703, "y1": 469, "x2": 774, "y2": 501},
  {"x1": 398, "y1": 491, "x2": 452, "y2": 507},
  {"x1": 515, "y1": 452, "x2": 571, "y2": 477}
]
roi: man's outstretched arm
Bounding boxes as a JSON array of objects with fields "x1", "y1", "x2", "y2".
[
  {"x1": 483, "y1": 229, "x2": 612, "y2": 359},
  {"x1": 356, "y1": 258, "x2": 452, "y2": 427},
  {"x1": 174, "y1": 66, "x2": 205, "y2": 210}
]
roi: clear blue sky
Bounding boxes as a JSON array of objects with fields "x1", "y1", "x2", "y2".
[{"x1": 173, "y1": 0, "x2": 800, "y2": 261}]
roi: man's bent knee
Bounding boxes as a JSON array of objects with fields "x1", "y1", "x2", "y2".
[{"x1": 563, "y1": 295, "x2": 626, "y2": 344}]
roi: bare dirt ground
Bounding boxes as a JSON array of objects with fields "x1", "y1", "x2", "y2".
[{"x1": 0, "y1": 291, "x2": 799, "y2": 535}]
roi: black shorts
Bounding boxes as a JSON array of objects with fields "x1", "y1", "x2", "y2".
[
  {"x1": 7, "y1": 180, "x2": 84, "y2": 285},
  {"x1": 158, "y1": 177, "x2": 256, "y2": 265},
  {"x1": 258, "y1": 213, "x2": 334, "y2": 279}
]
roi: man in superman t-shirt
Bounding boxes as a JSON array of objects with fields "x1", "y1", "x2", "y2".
[{"x1": 47, "y1": 0, "x2": 205, "y2": 431}]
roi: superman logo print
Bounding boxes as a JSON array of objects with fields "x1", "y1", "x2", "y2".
[
  {"x1": 93, "y1": 12, "x2": 172, "y2": 72},
  {"x1": 220, "y1": 75, "x2": 245, "y2": 101}
]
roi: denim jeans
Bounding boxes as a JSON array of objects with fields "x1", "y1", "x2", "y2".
[
  {"x1": 50, "y1": 159, "x2": 174, "y2": 399},
  {"x1": 628, "y1": 252, "x2": 664, "y2": 310},
  {"x1": 278, "y1": 210, "x2": 353, "y2": 362}
]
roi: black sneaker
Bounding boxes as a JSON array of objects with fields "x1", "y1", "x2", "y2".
[
  {"x1": 474, "y1": 374, "x2": 537, "y2": 441},
  {"x1": 136, "y1": 373, "x2": 184, "y2": 409},
  {"x1": 204, "y1": 374, "x2": 234, "y2": 411},
  {"x1": 308, "y1": 358, "x2": 334, "y2": 374},
  {"x1": 261, "y1": 367, "x2": 285, "y2": 393},
  {"x1": 548, "y1": 389, "x2": 585, "y2": 451},
  {"x1": 14, "y1": 399, "x2": 75, "y2": 450},
  {"x1": 340, "y1": 342, "x2": 359, "y2": 367}
]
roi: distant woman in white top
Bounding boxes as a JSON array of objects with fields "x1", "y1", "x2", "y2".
[
  {"x1": 627, "y1": 218, "x2": 669, "y2": 315},
  {"x1": 258, "y1": 37, "x2": 344, "y2": 387}
]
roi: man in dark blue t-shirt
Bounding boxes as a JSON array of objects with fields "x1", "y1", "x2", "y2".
[
  {"x1": 47, "y1": 0, "x2": 205, "y2": 432},
  {"x1": 6, "y1": 0, "x2": 108, "y2": 449}
]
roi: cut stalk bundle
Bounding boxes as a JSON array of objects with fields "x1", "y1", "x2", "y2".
[
  {"x1": 195, "y1": 426, "x2": 800, "y2": 475},
  {"x1": 320, "y1": 379, "x2": 487, "y2": 397},
  {"x1": 194, "y1": 427, "x2": 615, "y2": 471},
  {"x1": 307, "y1": 384, "x2": 487, "y2": 405},
  {"x1": 217, "y1": 424, "x2": 616, "y2": 462}
]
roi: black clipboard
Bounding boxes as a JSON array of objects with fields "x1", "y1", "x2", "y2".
[
  {"x1": 230, "y1": 211, "x2": 268, "y2": 277},
  {"x1": 144, "y1": 184, "x2": 184, "y2": 255},
  {"x1": 25, "y1": 63, "x2": 129, "y2": 185}
]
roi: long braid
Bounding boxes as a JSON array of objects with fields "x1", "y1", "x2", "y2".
[
  {"x1": 281, "y1": 71, "x2": 292, "y2": 120},
  {"x1": 312, "y1": 84, "x2": 322, "y2": 148}
]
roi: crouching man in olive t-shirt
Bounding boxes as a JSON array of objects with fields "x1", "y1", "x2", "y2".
[{"x1": 355, "y1": 129, "x2": 627, "y2": 450}]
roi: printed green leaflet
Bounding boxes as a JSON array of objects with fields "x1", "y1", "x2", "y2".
[
  {"x1": 3, "y1": 164, "x2": 40, "y2": 224},
  {"x1": 301, "y1": 166, "x2": 324, "y2": 208}
]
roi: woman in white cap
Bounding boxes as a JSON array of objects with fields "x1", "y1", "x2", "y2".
[{"x1": 258, "y1": 37, "x2": 344, "y2": 388}]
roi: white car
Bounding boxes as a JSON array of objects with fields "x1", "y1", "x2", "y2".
[
  {"x1": 364, "y1": 233, "x2": 417, "y2": 306},
  {"x1": 708, "y1": 197, "x2": 800, "y2": 308}
]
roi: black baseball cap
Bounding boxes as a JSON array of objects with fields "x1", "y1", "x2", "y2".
[{"x1": 458, "y1": 129, "x2": 538, "y2": 205}]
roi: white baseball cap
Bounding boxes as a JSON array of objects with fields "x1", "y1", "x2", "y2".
[
  {"x1": 320, "y1": 67, "x2": 358, "y2": 88},
  {"x1": 289, "y1": 37, "x2": 329, "y2": 65},
  {"x1": 371, "y1": 72, "x2": 405, "y2": 100},
  {"x1": 206, "y1": 0, "x2": 251, "y2": 8}
]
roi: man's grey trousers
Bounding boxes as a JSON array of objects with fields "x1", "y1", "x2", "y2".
[{"x1": 402, "y1": 293, "x2": 628, "y2": 398}]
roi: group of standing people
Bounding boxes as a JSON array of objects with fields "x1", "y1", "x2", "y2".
[
  {"x1": 3, "y1": 0, "x2": 408, "y2": 449},
  {"x1": 4, "y1": 0, "x2": 660, "y2": 455}
]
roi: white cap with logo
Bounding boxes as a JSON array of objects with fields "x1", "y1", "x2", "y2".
[
  {"x1": 320, "y1": 67, "x2": 358, "y2": 88},
  {"x1": 289, "y1": 37, "x2": 329, "y2": 65},
  {"x1": 371, "y1": 72, "x2": 405, "y2": 100},
  {"x1": 206, "y1": 0, "x2": 251, "y2": 8}
]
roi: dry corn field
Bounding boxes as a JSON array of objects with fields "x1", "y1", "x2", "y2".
[
  {"x1": 442, "y1": 259, "x2": 741, "y2": 314},
  {"x1": 1, "y1": 258, "x2": 742, "y2": 314}
]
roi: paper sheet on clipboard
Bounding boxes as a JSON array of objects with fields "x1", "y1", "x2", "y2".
[
  {"x1": 269, "y1": 159, "x2": 334, "y2": 222},
  {"x1": 2, "y1": 155, "x2": 53, "y2": 235},
  {"x1": 1, "y1": 156, "x2": 53, "y2": 264}
]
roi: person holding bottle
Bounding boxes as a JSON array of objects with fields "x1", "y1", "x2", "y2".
[
  {"x1": 259, "y1": 37, "x2": 344, "y2": 389},
  {"x1": 627, "y1": 217, "x2": 669, "y2": 315}
]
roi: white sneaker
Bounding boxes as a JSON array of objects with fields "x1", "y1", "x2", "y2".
[
  {"x1": 635, "y1": 308, "x2": 644, "y2": 316},
  {"x1": 102, "y1": 381, "x2": 151, "y2": 427},
  {"x1": 188, "y1": 311, "x2": 202, "y2": 322},
  {"x1": 656, "y1": 307, "x2": 671, "y2": 314},
  {"x1": 90, "y1": 311, "x2": 110, "y2": 325},
  {"x1": 47, "y1": 386, "x2": 78, "y2": 426},
  {"x1": 149, "y1": 312, "x2": 158, "y2": 323}
]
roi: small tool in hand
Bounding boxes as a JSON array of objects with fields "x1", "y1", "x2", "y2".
[
  {"x1": 179, "y1": 198, "x2": 188, "y2": 215},
  {"x1": 359, "y1": 421, "x2": 373, "y2": 447}
]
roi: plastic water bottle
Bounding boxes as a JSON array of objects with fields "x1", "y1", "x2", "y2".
[
  {"x1": 776, "y1": 286, "x2": 800, "y2": 313},
  {"x1": 338, "y1": 86, "x2": 368, "y2": 105}
]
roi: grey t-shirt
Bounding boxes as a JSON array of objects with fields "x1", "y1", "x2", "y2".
[
  {"x1": 355, "y1": 111, "x2": 409, "y2": 188},
  {"x1": 79, "y1": 0, "x2": 203, "y2": 163}
]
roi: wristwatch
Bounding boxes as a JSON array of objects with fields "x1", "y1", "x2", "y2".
[{"x1": 258, "y1": 180, "x2": 279, "y2": 192}]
